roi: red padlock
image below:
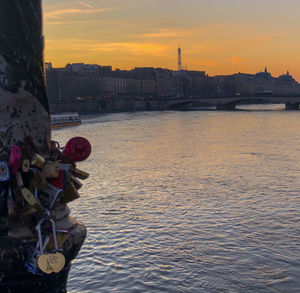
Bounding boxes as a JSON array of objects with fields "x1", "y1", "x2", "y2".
[{"x1": 63, "y1": 137, "x2": 91, "y2": 162}]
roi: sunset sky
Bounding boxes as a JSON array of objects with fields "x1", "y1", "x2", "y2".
[{"x1": 43, "y1": 0, "x2": 300, "y2": 81}]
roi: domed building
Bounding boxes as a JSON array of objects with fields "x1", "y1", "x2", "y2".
[
  {"x1": 255, "y1": 67, "x2": 272, "y2": 80},
  {"x1": 278, "y1": 71, "x2": 295, "y2": 82}
]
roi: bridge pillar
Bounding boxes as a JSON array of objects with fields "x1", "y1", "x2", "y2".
[
  {"x1": 216, "y1": 103, "x2": 236, "y2": 110},
  {"x1": 285, "y1": 102, "x2": 299, "y2": 110}
]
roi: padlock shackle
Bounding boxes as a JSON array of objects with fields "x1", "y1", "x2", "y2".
[
  {"x1": 36, "y1": 217, "x2": 59, "y2": 253},
  {"x1": 36, "y1": 218, "x2": 47, "y2": 253},
  {"x1": 50, "y1": 219, "x2": 59, "y2": 252}
]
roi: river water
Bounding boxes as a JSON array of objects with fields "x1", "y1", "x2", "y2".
[{"x1": 53, "y1": 106, "x2": 300, "y2": 293}]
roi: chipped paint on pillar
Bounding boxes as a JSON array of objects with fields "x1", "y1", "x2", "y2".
[{"x1": 0, "y1": 0, "x2": 50, "y2": 153}]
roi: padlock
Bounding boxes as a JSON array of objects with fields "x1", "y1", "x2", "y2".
[
  {"x1": 21, "y1": 187, "x2": 44, "y2": 212},
  {"x1": 70, "y1": 175, "x2": 82, "y2": 190},
  {"x1": 39, "y1": 184, "x2": 63, "y2": 210},
  {"x1": 31, "y1": 153, "x2": 45, "y2": 169},
  {"x1": 63, "y1": 136, "x2": 91, "y2": 162},
  {"x1": 58, "y1": 165, "x2": 83, "y2": 191},
  {"x1": 24, "y1": 218, "x2": 50, "y2": 275},
  {"x1": 9, "y1": 145, "x2": 21, "y2": 175},
  {"x1": 60, "y1": 180, "x2": 80, "y2": 204},
  {"x1": 53, "y1": 147, "x2": 76, "y2": 165},
  {"x1": 59, "y1": 164, "x2": 71, "y2": 173},
  {"x1": 29, "y1": 172, "x2": 48, "y2": 193},
  {"x1": 0, "y1": 161, "x2": 10, "y2": 183},
  {"x1": 41, "y1": 161, "x2": 60, "y2": 179},
  {"x1": 22, "y1": 159, "x2": 31, "y2": 173},
  {"x1": 50, "y1": 170, "x2": 64, "y2": 189},
  {"x1": 71, "y1": 167, "x2": 89, "y2": 180},
  {"x1": 37, "y1": 218, "x2": 66, "y2": 274}
]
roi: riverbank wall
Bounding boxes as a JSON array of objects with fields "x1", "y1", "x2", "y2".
[{"x1": 50, "y1": 98, "x2": 169, "y2": 114}]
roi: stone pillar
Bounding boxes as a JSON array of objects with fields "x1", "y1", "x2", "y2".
[
  {"x1": 0, "y1": 0, "x2": 50, "y2": 152},
  {"x1": 0, "y1": 1, "x2": 86, "y2": 292}
]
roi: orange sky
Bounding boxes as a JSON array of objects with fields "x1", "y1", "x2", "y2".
[{"x1": 43, "y1": 0, "x2": 300, "y2": 81}]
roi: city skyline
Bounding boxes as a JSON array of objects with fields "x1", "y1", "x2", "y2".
[{"x1": 43, "y1": 0, "x2": 300, "y2": 81}]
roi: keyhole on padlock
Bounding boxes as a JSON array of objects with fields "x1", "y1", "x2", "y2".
[
  {"x1": 22, "y1": 159, "x2": 30, "y2": 172},
  {"x1": 0, "y1": 166, "x2": 7, "y2": 176}
]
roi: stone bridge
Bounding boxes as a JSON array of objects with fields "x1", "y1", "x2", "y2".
[{"x1": 153, "y1": 96, "x2": 300, "y2": 111}]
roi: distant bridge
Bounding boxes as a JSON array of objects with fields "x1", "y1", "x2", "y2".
[{"x1": 151, "y1": 96, "x2": 300, "y2": 111}]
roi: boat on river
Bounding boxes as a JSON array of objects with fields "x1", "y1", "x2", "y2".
[{"x1": 51, "y1": 112, "x2": 81, "y2": 128}]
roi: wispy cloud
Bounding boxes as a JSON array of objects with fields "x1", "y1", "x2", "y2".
[
  {"x1": 46, "y1": 39, "x2": 170, "y2": 56},
  {"x1": 44, "y1": 8, "x2": 111, "y2": 19},
  {"x1": 78, "y1": 1, "x2": 94, "y2": 9},
  {"x1": 142, "y1": 29, "x2": 180, "y2": 38}
]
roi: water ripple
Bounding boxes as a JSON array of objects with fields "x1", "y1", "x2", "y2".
[{"x1": 54, "y1": 111, "x2": 300, "y2": 292}]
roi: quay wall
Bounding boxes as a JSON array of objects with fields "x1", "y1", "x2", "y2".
[{"x1": 50, "y1": 98, "x2": 162, "y2": 114}]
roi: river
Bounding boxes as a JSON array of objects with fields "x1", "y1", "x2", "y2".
[{"x1": 53, "y1": 106, "x2": 300, "y2": 293}]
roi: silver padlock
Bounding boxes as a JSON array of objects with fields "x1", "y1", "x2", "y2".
[
  {"x1": 39, "y1": 184, "x2": 63, "y2": 210},
  {"x1": 24, "y1": 218, "x2": 49, "y2": 275}
]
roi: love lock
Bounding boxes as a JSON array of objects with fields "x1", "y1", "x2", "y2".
[
  {"x1": 36, "y1": 218, "x2": 66, "y2": 274},
  {"x1": 24, "y1": 218, "x2": 50, "y2": 275}
]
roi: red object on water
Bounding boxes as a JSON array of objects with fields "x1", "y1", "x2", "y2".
[{"x1": 63, "y1": 137, "x2": 91, "y2": 162}]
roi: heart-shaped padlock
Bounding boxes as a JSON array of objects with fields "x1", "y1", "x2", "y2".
[{"x1": 35, "y1": 218, "x2": 66, "y2": 274}]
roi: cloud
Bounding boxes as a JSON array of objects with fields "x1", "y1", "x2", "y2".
[
  {"x1": 44, "y1": 8, "x2": 111, "y2": 19},
  {"x1": 45, "y1": 39, "x2": 170, "y2": 56},
  {"x1": 78, "y1": 1, "x2": 94, "y2": 9},
  {"x1": 142, "y1": 29, "x2": 180, "y2": 38},
  {"x1": 231, "y1": 56, "x2": 245, "y2": 66}
]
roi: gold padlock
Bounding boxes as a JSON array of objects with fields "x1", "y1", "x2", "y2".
[
  {"x1": 36, "y1": 218, "x2": 66, "y2": 274},
  {"x1": 31, "y1": 154, "x2": 46, "y2": 169},
  {"x1": 72, "y1": 167, "x2": 89, "y2": 180},
  {"x1": 21, "y1": 188, "x2": 44, "y2": 212},
  {"x1": 41, "y1": 161, "x2": 60, "y2": 179},
  {"x1": 29, "y1": 173, "x2": 48, "y2": 193},
  {"x1": 22, "y1": 159, "x2": 30, "y2": 173}
]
